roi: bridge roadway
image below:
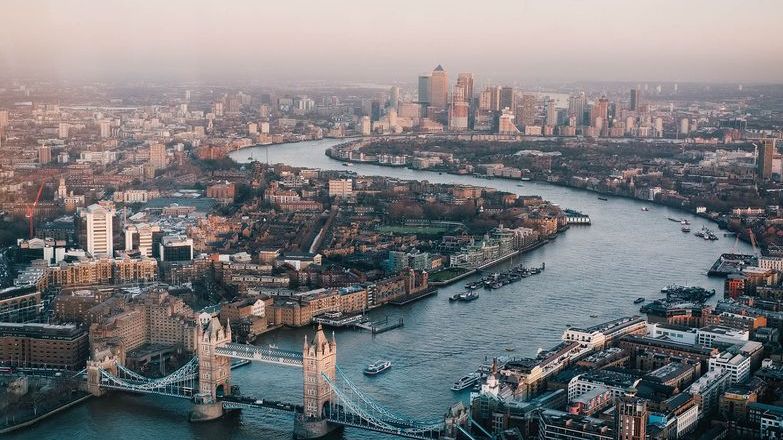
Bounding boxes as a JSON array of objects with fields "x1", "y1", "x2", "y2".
[
  {"x1": 221, "y1": 395, "x2": 442, "y2": 440},
  {"x1": 221, "y1": 395, "x2": 303, "y2": 413},
  {"x1": 214, "y1": 343, "x2": 303, "y2": 367}
]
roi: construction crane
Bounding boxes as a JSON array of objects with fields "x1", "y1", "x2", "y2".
[{"x1": 24, "y1": 182, "x2": 44, "y2": 239}]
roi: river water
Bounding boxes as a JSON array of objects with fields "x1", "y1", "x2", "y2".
[{"x1": 10, "y1": 139, "x2": 754, "y2": 440}]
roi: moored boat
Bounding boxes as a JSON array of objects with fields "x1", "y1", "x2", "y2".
[
  {"x1": 634, "y1": 297, "x2": 645, "y2": 304},
  {"x1": 451, "y1": 373, "x2": 481, "y2": 391}
]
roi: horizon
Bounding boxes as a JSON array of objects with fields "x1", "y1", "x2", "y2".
[{"x1": 1, "y1": 0, "x2": 782, "y2": 84}]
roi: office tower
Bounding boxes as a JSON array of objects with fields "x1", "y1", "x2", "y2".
[
  {"x1": 592, "y1": 97, "x2": 609, "y2": 136},
  {"x1": 389, "y1": 86, "x2": 400, "y2": 110},
  {"x1": 149, "y1": 143, "x2": 167, "y2": 169},
  {"x1": 545, "y1": 99, "x2": 557, "y2": 127},
  {"x1": 38, "y1": 145, "x2": 52, "y2": 164},
  {"x1": 479, "y1": 86, "x2": 501, "y2": 112},
  {"x1": 449, "y1": 87, "x2": 469, "y2": 131},
  {"x1": 758, "y1": 139, "x2": 776, "y2": 180},
  {"x1": 81, "y1": 204, "x2": 115, "y2": 257},
  {"x1": 359, "y1": 116, "x2": 371, "y2": 136},
  {"x1": 124, "y1": 223, "x2": 160, "y2": 257},
  {"x1": 568, "y1": 93, "x2": 586, "y2": 126},
  {"x1": 418, "y1": 74, "x2": 431, "y2": 117},
  {"x1": 630, "y1": 89, "x2": 640, "y2": 111},
  {"x1": 99, "y1": 120, "x2": 111, "y2": 138},
  {"x1": 456, "y1": 73, "x2": 474, "y2": 105},
  {"x1": 429, "y1": 65, "x2": 448, "y2": 111},
  {"x1": 213, "y1": 102, "x2": 224, "y2": 117},
  {"x1": 498, "y1": 108, "x2": 519, "y2": 134},
  {"x1": 616, "y1": 392, "x2": 648, "y2": 440},
  {"x1": 371, "y1": 100, "x2": 381, "y2": 122},
  {"x1": 500, "y1": 87, "x2": 515, "y2": 111},
  {"x1": 58, "y1": 122, "x2": 69, "y2": 139},
  {"x1": 0, "y1": 110, "x2": 8, "y2": 131},
  {"x1": 516, "y1": 94, "x2": 536, "y2": 128},
  {"x1": 248, "y1": 122, "x2": 258, "y2": 135},
  {"x1": 185, "y1": 90, "x2": 191, "y2": 101}
]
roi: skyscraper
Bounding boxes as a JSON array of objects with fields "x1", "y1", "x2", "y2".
[
  {"x1": 429, "y1": 65, "x2": 448, "y2": 111},
  {"x1": 568, "y1": 93, "x2": 586, "y2": 126},
  {"x1": 449, "y1": 86, "x2": 469, "y2": 131},
  {"x1": 149, "y1": 143, "x2": 167, "y2": 170},
  {"x1": 630, "y1": 89, "x2": 640, "y2": 111},
  {"x1": 456, "y1": 73, "x2": 474, "y2": 105},
  {"x1": 81, "y1": 204, "x2": 115, "y2": 257},
  {"x1": 758, "y1": 138, "x2": 776, "y2": 180},
  {"x1": 545, "y1": 99, "x2": 557, "y2": 127},
  {"x1": 616, "y1": 392, "x2": 648, "y2": 440},
  {"x1": 500, "y1": 87, "x2": 515, "y2": 111},
  {"x1": 417, "y1": 74, "x2": 431, "y2": 117},
  {"x1": 517, "y1": 94, "x2": 536, "y2": 128}
]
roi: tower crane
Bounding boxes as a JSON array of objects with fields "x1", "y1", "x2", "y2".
[{"x1": 24, "y1": 182, "x2": 45, "y2": 239}]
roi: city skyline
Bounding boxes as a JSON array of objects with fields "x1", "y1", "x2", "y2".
[{"x1": 1, "y1": 0, "x2": 782, "y2": 83}]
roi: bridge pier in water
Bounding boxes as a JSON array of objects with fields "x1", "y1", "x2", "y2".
[{"x1": 293, "y1": 324, "x2": 338, "y2": 439}]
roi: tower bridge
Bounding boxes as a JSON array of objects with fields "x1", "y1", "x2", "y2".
[{"x1": 84, "y1": 318, "x2": 461, "y2": 439}]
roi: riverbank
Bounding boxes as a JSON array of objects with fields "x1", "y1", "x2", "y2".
[
  {"x1": 429, "y1": 239, "x2": 551, "y2": 286},
  {"x1": 324, "y1": 145, "x2": 728, "y2": 227},
  {"x1": 0, "y1": 393, "x2": 93, "y2": 434}
]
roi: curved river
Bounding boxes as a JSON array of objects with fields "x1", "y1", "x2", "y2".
[{"x1": 12, "y1": 139, "x2": 753, "y2": 440}]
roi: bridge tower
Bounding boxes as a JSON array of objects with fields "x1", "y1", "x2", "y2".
[
  {"x1": 85, "y1": 353, "x2": 120, "y2": 396},
  {"x1": 192, "y1": 317, "x2": 232, "y2": 422},
  {"x1": 294, "y1": 324, "x2": 339, "y2": 439}
]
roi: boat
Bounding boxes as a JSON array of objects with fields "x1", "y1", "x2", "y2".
[
  {"x1": 451, "y1": 373, "x2": 481, "y2": 391},
  {"x1": 364, "y1": 360, "x2": 392, "y2": 376},
  {"x1": 668, "y1": 217, "x2": 681, "y2": 222},
  {"x1": 641, "y1": 207, "x2": 649, "y2": 211},
  {"x1": 341, "y1": 162, "x2": 352, "y2": 167},
  {"x1": 516, "y1": 184, "x2": 524, "y2": 187},
  {"x1": 505, "y1": 347, "x2": 516, "y2": 352},
  {"x1": 598, "y1": 197, "x2": 608, "y2": 201},
  {"x1": 681, "y1": 225, "x2": 691, "y2": 233},
  {"x1": 461, "y1": 291, "x2": 480, "y2": 302},
  {"x1": 449, "y1": 294, "x2": 461, "y2": 302},
  {"x1": 681, "y1": 219, "x2": 691, "y2": 225},
  {"x1": 590, "y1": 314, "x2": 598, "y2": 318},
  {"x1": 634, "y1": 297, "x2": 645, "y2": 304}
]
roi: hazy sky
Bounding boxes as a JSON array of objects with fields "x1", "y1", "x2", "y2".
[{"x1": 1, "y1": 0, "x2": 781, "y2": 84}]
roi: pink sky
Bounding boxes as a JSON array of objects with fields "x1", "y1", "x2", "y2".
[{"x1": 1, "y1": 0, "x2": 781, "y2": 83}]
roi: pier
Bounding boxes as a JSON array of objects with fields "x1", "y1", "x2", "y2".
[{"x1": 354, "y1": 316, "x2": 404, "y2": 334}]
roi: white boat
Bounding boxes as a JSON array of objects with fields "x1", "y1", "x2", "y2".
[
  {"x1": 364, "y1": 360, "x2": 392, "y2": 376},
  {"x1": 451, "y1": 373, "x2": 481, "y2": 391}
]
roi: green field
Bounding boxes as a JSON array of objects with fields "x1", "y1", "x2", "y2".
[{"x1": 428, "y1": 267, "x2": 470, "y2": 282}]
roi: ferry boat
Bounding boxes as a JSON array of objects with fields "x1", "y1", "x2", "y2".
[
  {"x1": 364, "y1": 360, "x2": 392, "y2": 376},
  {"x1": 451, "y1": 373, "x2": 481, "y2": 391},
  {"x1": 634, "y1": 297, "x2": 645, "y2": 304}
]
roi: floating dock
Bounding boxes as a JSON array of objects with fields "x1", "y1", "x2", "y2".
[{"x1": 355, "y1": 316, "x2": 404, "y2": 334}]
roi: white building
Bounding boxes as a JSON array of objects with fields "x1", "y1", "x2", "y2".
[
  {"x1": 708, "y1": 352, "x2": 750, "y2": 385},
  {"x1": 697, "y1": 326, "x2": 749, "y2": 348},
  {"x1": 686, "y1": 368, "x2": 730, "y2": 419},
  {"x1": 328, "y1": 179, "x2": 353, "y2": 198},
  {"x1": 647, "y1": 322, "x2": 698, "y2": 345},
  {"x1": 81, "y1": 204, "x2": 115, "y2": 257}
]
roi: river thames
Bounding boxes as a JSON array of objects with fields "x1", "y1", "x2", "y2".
[{"x1": 10, "y1": 139, "x2": 754, "y2": 440}]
